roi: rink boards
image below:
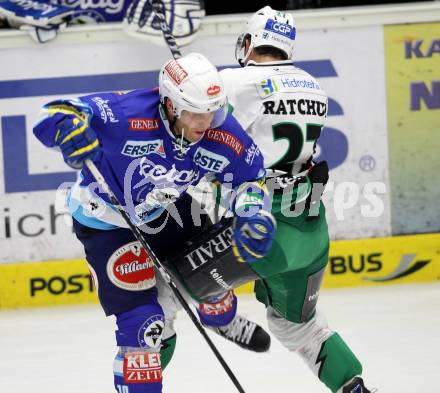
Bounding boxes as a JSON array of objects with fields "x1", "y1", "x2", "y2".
[
  {"x1": 0, "y1": 6, "x2": 439, "y2": 310},
  {"x1": 0, "y1": 11, "x2": 439, "y2": 265},
  {"x1": 1, "y1": 232, "x2": 439, "y2": 309}
]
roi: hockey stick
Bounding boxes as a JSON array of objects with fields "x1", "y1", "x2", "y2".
[
  {"x1": 150, "y1": 0, "x2": 182, "y2": 59},
  {"x1": 84, "y1": 159, "x2": 246, "y2": 393}
]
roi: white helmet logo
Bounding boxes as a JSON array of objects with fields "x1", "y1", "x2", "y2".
[
  {"x1": 265, "y1": 19, "x2": 295, "y2": 38},
  {"x1": 164, "y1": 60, "x2": 188, "y2": 85}
]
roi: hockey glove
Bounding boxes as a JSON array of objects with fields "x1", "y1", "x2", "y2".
[
  {"x1": 232, "y1": 211, "x2": 276, "y2": 263},
  {"x1": 231, "y1": 181, "x2": 276, "y2": 263},
  {"x1": 0, "y1": 0, "x2": 74, "y2": 43},
  {"x1": 123, "y1": 0, "x2": 205, "y2": 46},
  {"x1": 55, "y1": 117, "x2": 100, "y2": 169}
]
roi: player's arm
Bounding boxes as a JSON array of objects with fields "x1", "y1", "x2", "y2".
[
  {"x1": 33, "y1": 98, "x2": 100, "y2": 169},
  {"x1": 231, "y1": 177, "x2": 276, "y2": 263},
  {"x1": 217, "y1": 134, "x2": 276, "y2": 263}
]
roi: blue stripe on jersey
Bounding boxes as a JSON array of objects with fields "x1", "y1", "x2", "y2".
[{"x1": 71, "y1": 205, "x2": 119, "y2": 230}]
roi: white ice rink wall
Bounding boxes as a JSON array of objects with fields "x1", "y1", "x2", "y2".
[{"x1": 0, "y1": 2, "x2": 439, "y2": 308}]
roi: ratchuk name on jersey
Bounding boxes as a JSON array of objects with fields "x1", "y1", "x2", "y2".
[{"x1": 263, "y1": 99, "x2": 327, "y2": 116}]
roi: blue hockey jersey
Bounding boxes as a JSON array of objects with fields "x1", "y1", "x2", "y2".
[{"x1": 34, "y1": 88, "x2": 265, "y2": 230}]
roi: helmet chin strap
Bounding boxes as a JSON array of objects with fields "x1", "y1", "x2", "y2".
[
  {"x1": 172, "y1": 117, "x2": 189, "y2": 144},
  {"x1": 242, "y1": 37, "x2": 253, "y2": 66}
]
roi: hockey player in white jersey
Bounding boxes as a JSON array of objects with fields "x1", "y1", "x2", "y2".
[{"x1": 219, "y1": 6, "x2": 372, "y2": 393}]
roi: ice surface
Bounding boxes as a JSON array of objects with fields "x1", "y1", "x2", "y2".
[{"x1": 1, "y1": 283, "x2": 439, "y2": 393}]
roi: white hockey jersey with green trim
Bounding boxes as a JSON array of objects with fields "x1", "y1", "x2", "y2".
[{"x1": 220, "y1": 60, "x2": 328, "y2": 177}]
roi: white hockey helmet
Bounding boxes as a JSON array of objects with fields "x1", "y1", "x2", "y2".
[
  {"x1": 159, "y1": 52, "x2": 228, "y2": 129},
  {"x1": 235, "y1": 6, "x2": 296, "y2": 66}
]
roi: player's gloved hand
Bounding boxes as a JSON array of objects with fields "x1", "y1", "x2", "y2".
[
  {"x1": 55, "y1": 117, "x2": 100, "y2": 169},
  {"x1": 232, "y1": 210, "x2": 276, "y2": 263}
]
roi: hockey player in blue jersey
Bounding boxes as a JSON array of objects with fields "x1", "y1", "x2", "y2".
[{"x1": 33, "y1": 52, "x2": 276, "y2": 393}]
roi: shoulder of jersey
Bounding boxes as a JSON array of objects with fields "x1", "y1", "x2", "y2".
[
  {"x1": 201, "y1": 113, "x2": 248, "y2": 158},
  {"x1": 220, "y1": 67, "x2": 264, "y2": 101},
  {"x1": 220, "y1": 66, "x2": 257, "y2": 82},
  {"x1": 253, "y1": 64, "x2": 326, "y2": 99},
  {"x1": 220, "y1": 67, "x2": 240, "y2": 77},
  {"x1": 221, "y1": 64, "x2": 323, "y2": 94},
  {"x1": 113, "y1": 87, "x2": 159, "y2": 106},
  {"x1": 113, "y1": 88, "x2": 161, "y2": 122},
  {"x1": 292, "y1": 66, "x2": 321, "y2": 86}
]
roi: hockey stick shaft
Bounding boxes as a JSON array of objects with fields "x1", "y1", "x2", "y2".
[
  {"x1": 151, "y1": 0, "x2": 182, "y2": 59},
  {"x1": 84, "y1": 159, "x2": 246, "y2": 393}
]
